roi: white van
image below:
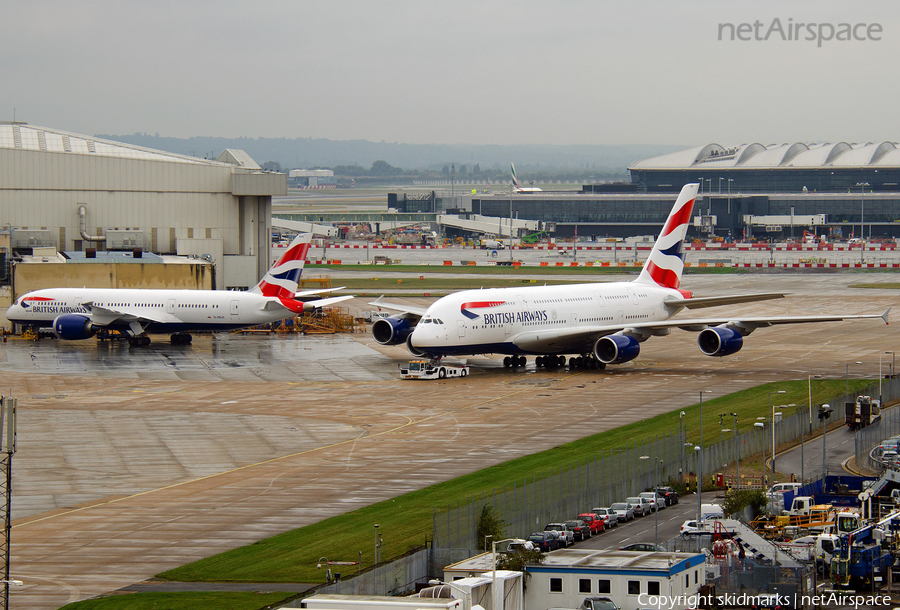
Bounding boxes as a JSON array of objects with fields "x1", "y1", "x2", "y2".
[
  {"x1": 700, "y1": 503, "x2": 725, "y2": 519},
  {"x1": 767, "y1": 482, "x2": 802, "y2": 499}
]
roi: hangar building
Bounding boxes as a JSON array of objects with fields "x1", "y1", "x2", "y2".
[{"x1": 0, "y1": 122, "x2": 286, "y2": 289}]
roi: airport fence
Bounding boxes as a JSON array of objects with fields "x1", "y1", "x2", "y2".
[
  {"x1": 854, "y1": 377, "x2": 900, "y2": 471},
  {"x1": 434, "y1": 380, "x2": 897, "y2": 552}
]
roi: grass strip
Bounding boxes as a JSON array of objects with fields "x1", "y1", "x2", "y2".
[
  {"x1": 59, "y1": 591, "x2": 296, "y2": 610},
  {"x1": 157, "y1": 378, "x2": 867, "y2": 585}
]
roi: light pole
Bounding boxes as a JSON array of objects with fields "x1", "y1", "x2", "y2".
[
  {"x1": 679, "y1": 411, "x2": 686, "y2": 477},
  {"x1": 887, "y1": 351, "x2": 896, "y2": 378},
  {"x1": 373, "y1": 524, "x2": 380, "y2": 566},
  {"x1": 754, "y1": 420, "x2": 766, "y2": 488},
  {"x1": 640, "y1": 456, "x2": 662, "y2": 545},
  {"x1": 490, "y1": 537, "x2": 517, "y2": 610},
  {"x1": 731, "y1": 413, "x2": 739, "y2": 488},
  {"x1": 698, "y1": 390, "x2": 712, "y2": 523},
  {"x1": 727, "y1": 178, "x2": 734, "y2": 215},
  {"x1": 317, "y1": 556, "x2": 332, "y2": 583},
  {"x1": 846, "y1": 361, "x2": 862, "y2": 394},
  {"x1": 768, "y1": 390, "x2": 786, "y2": 481},
  {"x1": 718, "y1": 177, "x2": 724, "y2": 194},
  {"x1": 819, "y1": 404, "x2": 833, "y2": 478},
  {"x1": 856, "y1": 182, "x2": 870, "y2": 261}
]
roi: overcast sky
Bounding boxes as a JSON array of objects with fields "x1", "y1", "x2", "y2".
[{"x1": 2, "y1": 1, "x2": 897, "y2": 147}]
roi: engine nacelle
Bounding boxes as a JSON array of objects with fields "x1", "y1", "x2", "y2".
[
  {"x1": 406, "y1": 333, "x2": 428, "y2": 358},
  {"x1": 372, "y1": 317, "x2": 416, "y2": 346},
  {"x1": 52, "y1": 314, "x2": 96, "y2": 341},
  {"x1": 698, "y1": 326, "x2": 744, "y2": 357},
  {"x1": 594, "y1": 334, "x2": 641, "y2": 365}
]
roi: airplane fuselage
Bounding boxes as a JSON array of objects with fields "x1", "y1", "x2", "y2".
[
  {"x1": 7, "y1": 287, "x2": 289, "y2": 334},
  {"x1": 410, "y1": 281, "x2": 681, "y2": 356}
]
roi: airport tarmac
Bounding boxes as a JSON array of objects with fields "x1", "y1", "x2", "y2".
[{"x1": 4, "y1": 274, "x2": 900, "y2": 609}]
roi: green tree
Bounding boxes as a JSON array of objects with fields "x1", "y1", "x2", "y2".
[
  {"x1": 370, "y1": 160, "x2": 400, "y2": 176},
  {"x1": 477, "y1": 505, "x2": 506, "y2": 551},
  {"x1": 497, "y1": 546, "x2": 544, "y2": 590}
]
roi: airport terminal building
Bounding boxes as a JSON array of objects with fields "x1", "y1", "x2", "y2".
[
  {"x1": 0, "y1": 122, "x2": 286, "y2": 289},
  {"x1": 455, "y1": 141, "x2": 900, "y2": 240}
]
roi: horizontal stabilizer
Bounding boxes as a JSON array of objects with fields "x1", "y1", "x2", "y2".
[
  {"x1": 305, "y1": 295, "x2": 353, "y2": 309},
  {"x1": 665, "y1": 293, "x2": 785, "y2": 310},
  {"x1": 368, "y1": 295, "x2": 428, "y2": 317}
]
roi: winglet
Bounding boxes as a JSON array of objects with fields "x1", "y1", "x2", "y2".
[{"x1": 883, "y1": 307, "x2": 891, "y2": 325}]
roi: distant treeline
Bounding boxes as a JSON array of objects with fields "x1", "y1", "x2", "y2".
[{"x1": 96, "y1": 133, "x2": 682, "y2": 179}]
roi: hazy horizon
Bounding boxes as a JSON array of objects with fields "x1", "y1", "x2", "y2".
[{"x1": 3, "y1": 1, "x2": 899, "y2": 146}]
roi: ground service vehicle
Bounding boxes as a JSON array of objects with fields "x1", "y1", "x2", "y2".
[
  {"x1": 399, "y1": 360, "x2": 469, "y2": 380},
  {"x1": 845, "y1": 395, "x2": 881, "y2": 430}
]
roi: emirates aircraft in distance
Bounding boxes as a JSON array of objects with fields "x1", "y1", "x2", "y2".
[
  {"x1": 6, "y1": 233, "x2": 352, "y2": 347},
  {"x1": 511, "y1": 163, "x2": 542, "y2": 192},
  {"x1": 371, "y1": 183, "x2": 889, "y2": 368}
]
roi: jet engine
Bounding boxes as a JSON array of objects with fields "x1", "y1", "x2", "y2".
[
  {"x1": 594, "y1": 334, "x2": 641, "y2": 365},
  {"x1": 372, "y1": 317, "x2": 416, "y2": 346},
  {"x1": 698, "y1": 326, "x2": 744, "y2": 357},
  {"x1": 52, "y1": 314, "x2": 96, "y2": 340},
  {"x1": 406, "y1": 334, "x2": 429, "y2": 358}
]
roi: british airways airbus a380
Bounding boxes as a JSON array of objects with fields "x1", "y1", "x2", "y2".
[
  {"x1": 370, "y1": 183, "x2": 889, "y2": 368},
  {"x1": 6, "y1": 233, "x2": 351, "y2": 346}
]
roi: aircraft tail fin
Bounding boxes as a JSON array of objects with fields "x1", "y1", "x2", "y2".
[
  {"x1": 510, "y1": 163, "x2": 521, "y2": 190},
  {"x1": 634, "y1": 183, "x2": 699, "y2": 290},
  {"x1": 250, "y1": 233, "x2": 312, "y2": 298}
]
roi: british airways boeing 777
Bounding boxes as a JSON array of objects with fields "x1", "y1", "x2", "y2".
[
  {"x1": 6, "y1": 233, "x2": 351, "y2": 346},
  {"x1": 370, "y1": 183, "x2": 888, "y2": 368}
]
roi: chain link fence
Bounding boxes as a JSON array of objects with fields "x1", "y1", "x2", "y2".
[{"x1": 436, "y1": 381, "x2": 898, "y2": 552}]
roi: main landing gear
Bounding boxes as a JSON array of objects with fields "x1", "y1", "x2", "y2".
[
  {"x1": 128, "y1": 335, "x2": 151, "y2": 347},
  {"x1": 534, "y1": 354, "x2": 606, "y2": 370},
  {"x1": 170, "y1": 333, "x2": 193, "y2": 345},
  {"x1": 503, "y1": 355, "x2": 527, "y2": 368}
]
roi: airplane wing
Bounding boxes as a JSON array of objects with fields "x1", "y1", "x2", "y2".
[
  {"x1": 82, "y1": 302, "x2": 169, "y2": 326},
  {"x1": 295, "y1": 286, "x2": 346, "y2": 298},
  {"x1": 367, "y1": 296, "x2": 428, "y2": 317},
  {"x1": 664, "y1": 293, "x2": 785, "y2": 309},
  {"x1": 306, "y1": 295, "x2": 353, "y2": 308},
  {"x1": 511, "y1": 308, "x2": 890, "y2": 352}
]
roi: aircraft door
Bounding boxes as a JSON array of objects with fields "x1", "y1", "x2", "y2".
[
  {"x1": 230, "y1": 300, "x2": 240, "y2": 316},
  {"x1": 616, "y1": 310, "x2": 624, "y2": 324},
  {"x1": 457, "y1": 320, "x2": 466, "y2": 338},
  {"x1": 167, "y1": 299, "x2": 175, "y2": 314}
]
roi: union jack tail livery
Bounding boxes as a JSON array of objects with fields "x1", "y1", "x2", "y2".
[
  {"x1": 250, "y1": 233, "x2": 312, "y2": 298},
  {"x1": 634, "y1": 183, "x2": 698, "y2": 290}
]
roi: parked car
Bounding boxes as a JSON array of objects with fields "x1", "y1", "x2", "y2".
[
  {"x1": 578, "y1": 513, "x2": 605, "y2": 535},
  {"x1": 655, "y1": 486, "x2": 679, "y2": 505},
  {"x1": 639, "y1": 491, "x2": 663, "y2": 511},
  {"x1": 625, "y1": 496, "x2": 650, "y2": 517},
  {"x1": 591, "y1": 507, "x2": 618, "y2": 528},
  {"x1": 528, "y1": 532, "x2": 559, "y2": 553},
  {"x1": 609, "y1": 502, "x2": 635, "y2": 522},
  {"x1": 543, "y1": 528, "x2": 567, "y2": 549},
  {"x1": 680, "y1": 520, "x2": 702, "y2": 536},
  {"x1": 498, "y1": 538, "x2": 535, "y2": 553},
  {"x1": 544, "y1": 523, "x2": 574, "y2": 547},
  {"x1": 565, "y1": 519, "x2": 591, "y2": 541},
  {"x1": 618, "y1": 542, "x2": 667, "y2": 552},
  {"x1": 578, "y1": 596, "x2": 621, "y2": 610},
  {"x1": 882, "y1": 451, "x2": 900, "y2": 466}
]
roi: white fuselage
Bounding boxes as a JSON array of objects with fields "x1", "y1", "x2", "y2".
[
  {"x1": 410, "y1": 281, "x2": 680, "y2": 356},
  {"x1": 7, "y1": 287, "x2": 287, "y2": 333}
]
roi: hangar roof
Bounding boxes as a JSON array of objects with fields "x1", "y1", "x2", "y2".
[
  {"x1": 0, "y1": 122, "x2": 231, "y2": 167},
  {"x1": 630, "y1": 141, "x2": 900, "y2": 170}
]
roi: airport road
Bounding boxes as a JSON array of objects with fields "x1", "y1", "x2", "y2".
[{"x1": 3, "y1": 273, "x2": 899, "y2": 608}]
